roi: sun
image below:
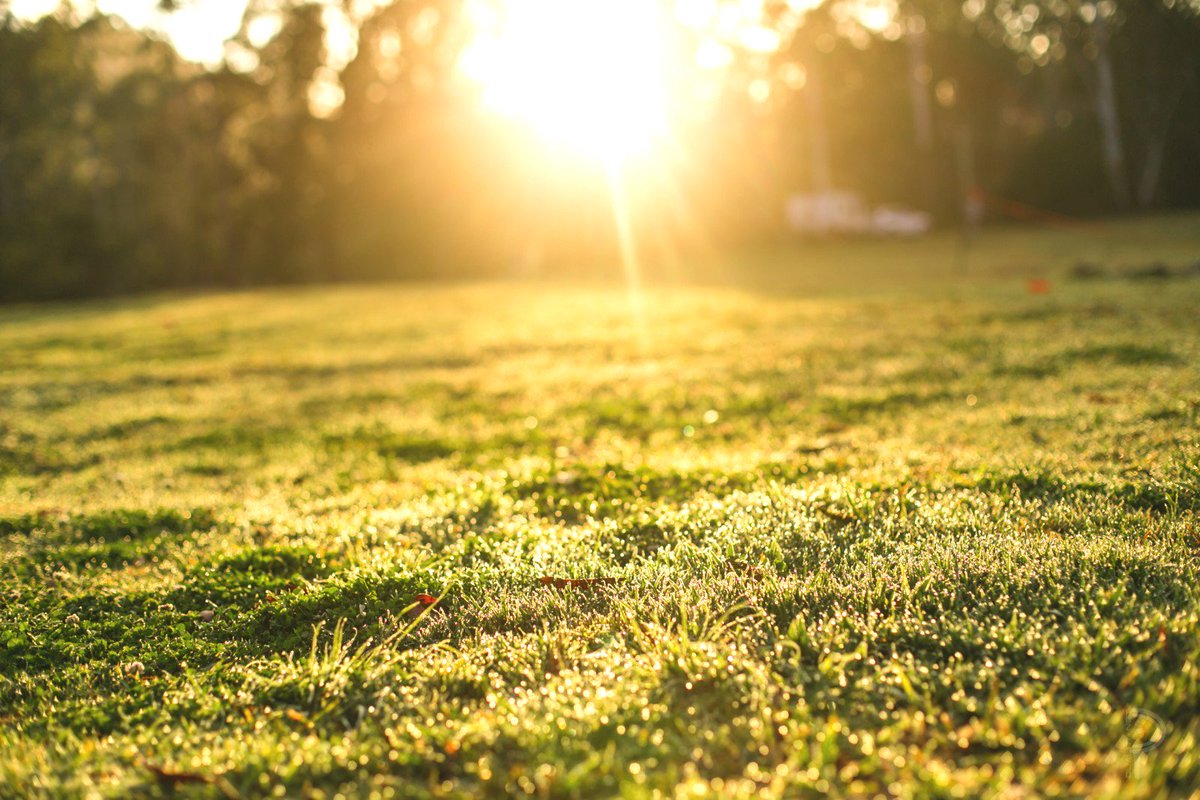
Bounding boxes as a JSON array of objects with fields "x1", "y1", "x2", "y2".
[{"x1": 461, "y1": 0, "x2": 673, "y2": 163}]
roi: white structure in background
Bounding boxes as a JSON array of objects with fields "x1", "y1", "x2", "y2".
[
  {"x1": 871, "y1": 205, "x2": 934, "y2": 236},
  {"x1": 785, "y1": 191, "x2": 870, "y2": 234},
  {"x1": 785, "y1": 191, "x2": 932, "y2": 237}
]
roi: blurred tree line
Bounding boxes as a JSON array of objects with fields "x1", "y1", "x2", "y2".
[{"x1": 1, "y1": 0, "x2": 1198, "y2": 301}]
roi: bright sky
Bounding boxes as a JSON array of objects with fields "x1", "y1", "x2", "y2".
[
  {"x1": 9, "y1": 0, "x2": 817, "y2": 68},
  {"x1": 9, "y1": 0, "x2": 894, "y2": 161},
  {"x1": 9, "y1": 0, "x2": 900, "y2": 69},
  {"x1": 10, "y1": 0, "x2": 247, "y2": 63}
]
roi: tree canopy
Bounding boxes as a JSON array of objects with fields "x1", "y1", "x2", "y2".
[{"x1": 1, "y1": 0, "x2": 1198, "y2": 301}]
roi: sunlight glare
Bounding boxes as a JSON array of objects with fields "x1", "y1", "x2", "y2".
[
  {"x1": 153, "y1": 0, "x2": 244, "y2": 64},
  {"x1": 462, "y1": 0, "x2": 672, "y2": 162},
  {"x1": 852, "y1": 0, "x2": 898, "y2": 33}
]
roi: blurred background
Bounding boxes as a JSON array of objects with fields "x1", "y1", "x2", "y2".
[{"x1": 2, "y1": 0, "x2": 1198, "y2": 302}]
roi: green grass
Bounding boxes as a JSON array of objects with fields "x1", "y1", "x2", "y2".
[{"x1": 2, "y1": 220, "x2": 1200, "y2": 798}]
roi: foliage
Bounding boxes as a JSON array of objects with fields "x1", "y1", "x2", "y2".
[{"x1": 1, "y1": 1, "x2": 1199, "y2": 301}]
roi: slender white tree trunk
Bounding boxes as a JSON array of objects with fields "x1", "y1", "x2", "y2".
[
  {"x1": 1136, "y1": 133, "x2": 1167, "y2": 208},
  {"x1": 802, "y1": 36, "x2": 833, "y2": 193},
  {"x1": 0, "y1": 151, "x2": 10, "y2": 221},
  {"x1": 1091, "y1": 15, "x2": 1131, "y2": 210},
  {"x1": 906, "y1": 16, "x2": 936, "y2": 210},
  {"x1": 906, "y1": 22, "x2": 933, "y2": 154}
]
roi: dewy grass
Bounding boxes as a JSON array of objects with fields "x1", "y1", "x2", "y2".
[{"x1": 1, "y1": 239, "x2": 1200, "y2": 797}]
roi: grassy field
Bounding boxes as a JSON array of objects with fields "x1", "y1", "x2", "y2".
[{"x1": 2, "y1": 220, "x2": 1200, "y2": 798}]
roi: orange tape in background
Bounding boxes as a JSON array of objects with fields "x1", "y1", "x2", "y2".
[
  {"x1": 974, "y1": 188, "x2": 1083, "y2": 228},
  {"x1": 969, "y1": 187, "x2": 1167, "y2": 246}
]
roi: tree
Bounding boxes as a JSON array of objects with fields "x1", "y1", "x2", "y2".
[{"x1": 951, "y1": 0, "x2": 1200, "y2": 210}]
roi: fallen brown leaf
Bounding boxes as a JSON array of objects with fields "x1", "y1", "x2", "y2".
[
  {"x1": 285, "y1": 709, "x2": 312, "y2": 727},
  {"x1": 404, "y1": 593, "x2": 439, "y2": 620},
  {"x1": 725, "y1": 561, "x2": 763, "y2": 579},
  {"x1": 144, "y1": 761, "x2": 238, "y2": 799},
  {"x1": 145, "y1": 762, "x2": 213, "y2": 786}
]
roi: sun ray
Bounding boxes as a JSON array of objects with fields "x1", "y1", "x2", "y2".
[{"x1": 605, "y1": 160, "x2": 650, "y2": 350}]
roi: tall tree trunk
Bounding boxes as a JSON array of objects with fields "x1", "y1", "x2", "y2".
[
  {"x1": 954, "y1": 124, "x2": 979, "y2": 224},
  {"x1": 906, "y1": 18, "x2": 936, "y2": 211},
  {"x1": 1091, "y1": 15, "x2": 1131, "y2": 211},
  {"x1": 803, "y1": 51, "x2": 832, "y2": 193},
  {"x1": 1131, "y1": 18, "x2": 1194, "y2": 211},
  {"x1": 1136, "y1": 133, "x2": 1167, "y2": 209},
  {"x1": 0, "y1": 151, "x2": 10, "y2": 223},
  {"x1": 906, "y1": 22, "x2": 934, "y2": 154}
]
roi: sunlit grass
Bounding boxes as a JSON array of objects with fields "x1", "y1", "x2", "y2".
[{"x1": 1, "y1": 228, "x2": 1199, "y2": 796}]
